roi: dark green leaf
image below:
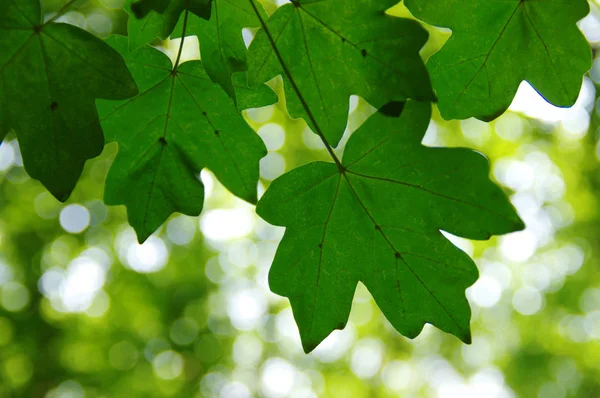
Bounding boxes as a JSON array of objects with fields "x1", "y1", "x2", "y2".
[
  {"x1": 128, "y1": 0, "x2": 266, "y2": 106},
  {"x1": 246, "y1": 0, "x2": 435, "y2": 146},
  {"x1": 405, "y1": 0, "x2": 592, "y2": 121},
  {"x1": 178, "y1": 0, "x2": 268, "y2": 105},
  {"x1": 96, "y1": 35, "x2": 275, "y2": 242},
  {"x1": 0, "y1": 0, "x2": 138, "y2": 201},
  {"x1": 257, "y1": 101, "x2": 524, "y2": 352},
  {"x1": 130, "y1": 0, "x2": 211, "y2": 20}
]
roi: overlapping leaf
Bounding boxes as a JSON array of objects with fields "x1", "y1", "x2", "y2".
[
  {"x1": 246, "y1": 0, "x2": 434, "y2": 146},
  {"x1": 128, "y1": 0, "x2": 266, "y2": 105},
  {"x1": 0, "y1": 0, "x2": 138, "y2": 200},
  {"x1": 130, "y1": 0, "x2": 211, "y2": 20},
  {"x1": 257, "y1": 101, "x2": 524, "y2": 352},
  {"x1": 405, "y1": 0, "x2": 592, "y2": 121},
  {"x1": 97, "y1": 35, "x2": 276, "y2": 242}
]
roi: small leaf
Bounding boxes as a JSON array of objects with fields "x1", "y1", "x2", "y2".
[
  {"x1": 97, "y1": 35, "x2": 275, "y2": 242},
  {"x1": 0, "y1": 0, "x2": 138, "y2": 201},
  {"x1": 405, "y1": 0, "x2": 592, "y2": 121},
  {"x1": 128, "y1": 0, "x2": 266, "y2": 106},
  {"x1": 175, "y1": 0, "x2": 268, "y2": 105},
  {"x1": 246, "y1": 0, "x2": 434, "y2": 146},
  {"x1": 257, "y1": 101, "x2": 524, "y2": 353}
]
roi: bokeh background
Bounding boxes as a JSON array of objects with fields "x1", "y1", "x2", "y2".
[{"x1": 2, "y1": 0, "x2": 600, "y2": 397}]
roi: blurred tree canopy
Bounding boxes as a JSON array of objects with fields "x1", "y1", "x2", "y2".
[{"x1": 1, "y1": 1, "x2": 600, "y2": 398}]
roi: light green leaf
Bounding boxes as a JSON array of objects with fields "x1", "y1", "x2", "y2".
[
  {"x1": 257, "y1": 101, "x2": 524, "y2": 352},
  {"x1": 405, "y1": 0, "x2": 592, "y2": 121},
  {"x1": 246, "y1": 0, "x2": 434, "y2": 146},
  {"x1": 0, "y1": 0, "x2": 138, "y2": 201},
  {"x1": 97, "y1": 35, "x2": 275, "y2": 242}
]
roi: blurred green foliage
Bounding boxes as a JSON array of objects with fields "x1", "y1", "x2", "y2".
[{"x1": 1, "y1": 0, "x2": 600, "y2": 397}]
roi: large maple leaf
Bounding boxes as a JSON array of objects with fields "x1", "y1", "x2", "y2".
[
  {"x1": 0, "y1": 0, "x2": 138, "y2": 200},
  {"x1": 257, "y1": 101, "x2": 524, "y2": 352}
]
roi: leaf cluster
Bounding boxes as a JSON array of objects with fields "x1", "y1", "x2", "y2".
[{"x1": 0, "y1": 0, "x2": 592, "y2": 352}]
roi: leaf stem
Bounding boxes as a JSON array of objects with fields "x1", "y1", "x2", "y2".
[
  {"x1": 247, "y1": 0, "x2": 345, "y2": 171},
  {"x1": 173, "y1": 5, "x2": 190, "y2": 70},
  {"x1": 45, "y1": 0, "x2": 81, "y2": 25}
]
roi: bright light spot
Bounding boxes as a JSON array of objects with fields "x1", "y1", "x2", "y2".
[
  {"x1": 167, "y1": 215, "x2": 196, "y2": 245},
  {"x1": 0, "y1": 141, "x2": 15, "y2": 171},
  {"x1": 201, "y1": 372, "x2": 228, "y2": 397},
  {"x1": 494, "y1": 159, "x2": 534, "y2": 192},
  {"x1": 468, "y1": 369, "x2": 513, "y2": 398},
  {"x1": 441, "y1": 231, "x2": 474, "y2": 256},
  {"x1": 534, "y1": 174, "x2": 565, "y2": 203},
  {"x1": 85, "y1": 290, "x2": 110, "y2": 318},
  {"x1": 261, "y1": 358, "x2": 296, "y2": 398},
  {"x1": 585, "y1": 311, "x2": 600, "y2": 339},
  {"x1": 54, "y1": 11, "x2": 86, "y2": 28},
  {"x1": 60, "y1": 258, "x2": 106, "y2": 312},
  {"x1": 563, "y1": 244, "x2": 584, "y2": 275},
  {"x1": 522, "y1": 263, "x2": 550, "y2": 291},
  {"x1": 500, "y1": 230, "x2": 537, "y2": 263},
  {"x1": 461, "y1": 118, "x2": 491, "y2": 146},
  {"x1": 227, "y1": 288, "x2": 266, "y2": 331},
  {"x1": 561, "y1": 106, "x2": 589, "y2": 139},
  {"x1": 228, "y1": 239, "x2": 258, "y2": 269},
  {"x1": 126, "y1": 236, "x2": 168, "y2": 273},
  {"x1": 382, "y1": 361, "x2": 413, "y2": 391},
  {"x1": 513, "y1": 287, "x2": 543, "y2": 315},
  {"x1": 233, "y1": 334, "x2": 263, "y2": 367},
  {"x1": 302, "y1": 127, "x2": 326, "y2": 150},
  {"x1": 510, "y1": 79, "x2": 594, "y2": 124},
  {"x1": 221, "y1": 382, "x2": 251, "y2": 398},
  {"x1": 0, "y1": 282, "x2": 29, "y2": 312},
  {"x1": 350, "y1": 338, "x2": 384, "y2": 379},
  {"x1": 494, "y1": 113, "x2": 523, "y2": 141},
  {"x1": 260, "y1": 152, "x2": 286, "y2": 180},
  {"x1": 152, "y1": 350, "x2": 184, "y2": 380},
  {"x1": 200, "y1": 169, "x2": 215, "y2": 198},
  {"x1": 59, "y1": 204, "x2": 91, "y2": 234},
  {"x1": 461, "y1": 337, "x2": 492, "y2": 366},
  {"x1": 201, "y1": 208, "x2": 255, "y2": 241},
  {"x1": 0, "y1": 262, "x2": 13, "y2": 286},
  {"x1": 579, "y1": 13, "x2": 600, "y2": 43},
  {"x1": 162, "y1": 35, "x2": 200, "y2": 64},
  {"x1": 39, "y1": 267, "x2": 64, "y2": 298},
  {"x1": 349, "y1": 95, "x2": 359, "y2": 113},
  {"x1": 580, "y1": 287, "x2": 600, "y2": 313},
  {"x1": 245, "y1": 106, "x2": 275, "y2": 123},
  {"x1": 86, "y1": 13, "x2": 113, "y2": 36},
  {"x1": 311, "y1": 324, "x2": 356, "y2": 363},
  {"x1": 52, "y1": 380, "x2": 84, "y2": 398},
  {"x1": 258, "y1": 123, "x2": 286, "y2": 151},
  {"x1": 590, "y1": 58, "x2": 600, "y2": 84},
  {"x1": 467, "y1": 275, "x2": 502, "y2": 308},
  {"x1": 242, "y1": 28, "x2": 255, "y2": 48},
  {"x1": 422, "y1": 120, "x2": 438, "y2": 146}
]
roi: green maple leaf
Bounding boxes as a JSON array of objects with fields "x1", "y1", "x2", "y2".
[
  {"x1": 0, "y1": 0, "x2": 137, "y2": 201},
  {"x1": 128, "y1": 0, "x2": 266, "y2": 105},
  {"x1": 97, "y1": 34, "x2": 276, "y2": 242},
  {"x1": 130, "y1": 0, "x2": 211, "y2": 20},
  {"x1": 257, "y1": 101, "x2": 524, "y2": 352},
  {"x1": 246, "y1": 0, "x2": 435, "y2": 146},
  {"x1": 405, "y1": 0, "x2": 592, "y2": 121}
]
